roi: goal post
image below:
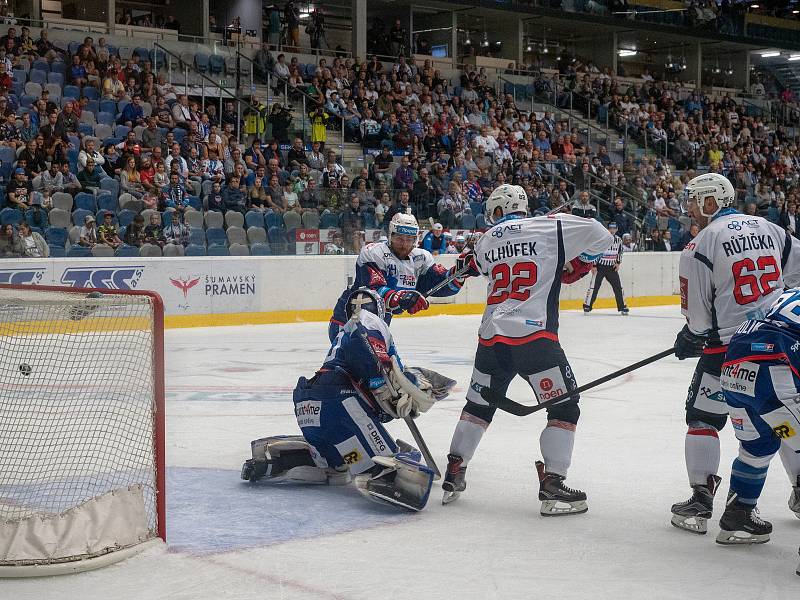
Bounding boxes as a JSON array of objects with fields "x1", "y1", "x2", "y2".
[{"x1": 0, "y1": 284, "x2": 166, "y2": 577}]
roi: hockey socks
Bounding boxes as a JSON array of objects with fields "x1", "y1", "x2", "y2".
[
  {"x1": 448, "y1": 411, "x2": 489, "y2": 467},
  {"x1": 685, "y1": 424, "x2": 721, "y2": 486},
  {"x1": 729, "y1": 451, "x2": 772, "y2": 505},
  {"x1": 539, "y1": 421, "x2": 576, "y2": 477}
]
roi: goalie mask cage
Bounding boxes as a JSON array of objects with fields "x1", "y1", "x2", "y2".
[{"x1": 0, "y1": 284, "x2": 165, "y2": 577}]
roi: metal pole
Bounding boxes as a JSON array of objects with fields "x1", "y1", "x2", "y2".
[
  {"x1": 184, "y1": 66, "x2": 188, "y2": 95},
  {"x1": 237, "y1": 102, "x2": 242, "y2": 145},
  {"x1": 302, "y1": 95, "x2": 307, "y2": 140},
  {"x1": 201, "y1": 79, "x2": 205, "y2": 111}
]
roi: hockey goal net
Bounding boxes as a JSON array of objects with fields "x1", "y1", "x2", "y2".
[{"x1": 0, "y1": 284, "x2": 165, "y2": 576}]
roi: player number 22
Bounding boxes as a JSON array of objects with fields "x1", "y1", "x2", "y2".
[
  {"x1": 731, "y1": 256, "x2": 780, "y2": 305},
  {"x1": 488, "y1": 261, "x2": 538, "y2": 305}
]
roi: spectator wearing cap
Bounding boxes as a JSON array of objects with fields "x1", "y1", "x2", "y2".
[
  {"x1": 421, "y1": 222, "x2": 448, "y2": 256},
  {"x1": 79, "y1": 214, "x2": 98, "y2": 247},
  {"x1": 4, "y1": 168, "x2": 32, "y2": 210},
  {"x1": 447, "y1": 234, "x2": 467, "y2": 254}
]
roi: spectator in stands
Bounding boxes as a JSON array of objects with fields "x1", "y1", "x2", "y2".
[
  {"x1": 78, "y1": 138, "x2": 105, "y2": 175},
  {"x1": 437, "y1": 181, "x2": 471, "y2": 228},
  {"x1": 5, "y1": 168, "x2": 31, "y2": 211},
  {"x1": 79, "y1": 214, "x2": 98, "y2": 247},
  {"x1": 98, "y1": 212, "x2": 122, "y2": 250},
  {"x1": 172, "y1": 95, "x2": 191, "y2": 130},
  {"x1": 120, "y1": 156, "x2": 146, "y2": 199},
  {"x1": 206, "y1": 181, "x2": 224, "y2": 212},
  {"x1": 78, "y1": 158, "x2": 103, "y2": 193},
  {"x1": 299, "y1": 178, "x2": 322, "y2": 212},
  {"x1": 40, "y1": 112, "x2": 69, "y2": 163},
  {"x1": 37, "y1": 161, "x2": 63, "y2": 194},
  {"x1": 383, "y1": 190, "x2": 413, "y2": 229},
  {"x1": 163, "y1": 212, "x2": 189, "y2": 247},
  {"x1": 421, "y1": 223, "x2": 447, "y2": 255},
  {"x1": 308, "y1": 104, "x2": 329, "y2": 150},
  {"x1": 393, "y1": 155, "x2": 414, "y2": 192},
  {"x1": 609, "y1": 198, "x2": 631, "y2": 236},
  {"x1": 124, "y1": 214, "x2": 146, "y2": 248},
  {"x1": 161, "y1": 172, "x2": 189, "y2": 213},
  {"x1": 36, "y1": 30, "x2": 62, "y2": 62},
  {"x1": 102, "y1": 69, "x2": 126, "y2": 101},
  {"x1": 143, "y1": 213, "x2": 165, "y2": 247},
  {"x1": 16, "y1": 221, "x2": 48, "y2": 258},
  {"x1": 223, "y1": 175, "x2": 248, "y2": 214},
  {"x1": 0, "y1": 223, "x2": 21, "y2": 257},
  {"x1": 119, "y1": 94, "x2": 145, "y2": 127},
  {"x1": 621, "y1": 233, "x2": 637, "y2": 252},
  {"x1": 244, "y1": 139, "x2": 267, "y2": 173},
  {"x1": 571, "y1": 190, "x2": 597, "y2": 219},
  {"x1": 18, "y1": 139, "x2": 46, "y2": 178},
  {"x1": 60, "y1": 161, "x2": 81, "y2": 195},
  {"x1": 287, "y1": 138, "x2": 307, "y2": 170},
  {"x1": 69, "y1": 54, "x2": 88, "y2": 88},
  {"x1": 307, "y1": 140, "x2": 325, "y2": 173},
  {"x1": 340, "y1": 194, "x2": 365, "y2": 254}
]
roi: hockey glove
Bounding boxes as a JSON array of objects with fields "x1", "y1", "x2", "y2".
[
  {"x1": 674, "y1": 325, "x2": 707, "y2": 360},
  {"x1": 561, "y1": 257, "x2": 594, "y2": 284},
  {"x1": 385, "y1": 289, "x2": 429, "y2": 315},
  {"x1": 453, "y1": 252, "x2": 481, "y2": 285}
]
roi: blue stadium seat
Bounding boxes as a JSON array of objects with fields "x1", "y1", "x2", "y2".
[
  {"x1": 25, "y1": 209, "x2": 48, "y2": 229},
  {"x1": 185, "y1": 244, "x2": 207, "y2": 256},
  {"x1": 74, "y1": 192, "x2": 97, "y2": 212},
  {"x1": 206, "y1": 228, "x2": 226, "y2": 246},
  {"x1": 32, "y1": 59, "x2": 49, "y2": 72},
  {"x1": 67, "y1": 244, "x2": 91, "y2": 257},
  {"x1": 189, "y1": 229, "x2": 206, "y2": 246},
  {"x1": 476, "y1": 214, "x2": 487, "y2": 229},
  {"x1": 207, "y1": 244, "x2": 229, "y2": 256},
  {"x1": 186, "y1": 196, "x2": 201, "y2": 211},
  {"x1": 115, "y1": 245, "x2": 139, "y2": 257},
  {"x1": 28, "y1": 70, "x2": 47, "y2": 85},
  {"x1": 250, "y1": 242, "x2": 272, "y2": 255},
  {"x1": 245, "y1": 210, "x2": 265, "y2": 229},
  {"x1": 78, "y1": 123, "x2": 94, "y2": 137},
  {"x1": 469, "y1": 202, "x2": 483, "y2": 216},
  {"x1": 47, "y1": 72, "x2": 64, "y2": 87},
  {"x1": 0, "y1": 146, "x2": 16, "y2": 166},
  {"x1": 99, "y1": 100, "x2": 117, "y2": 114},
  {"x1": 133, "y1": 47, "x2": 150, "y2": 60},
  {"x1": 83, "y1": 87, "x2": 99, "y2": 100},
  {"x1": 45, "y1": 227, "x2": 68, "y2": 246},
  {"x1": 68, "y1": 41, "x2": 80, "y2": 55},
  {"x1": 49, "y1": 244, "x2": 66, "y2": 257},
  {"x1": 319, "y1": 212, "x2": 339, "y2": 229},
  {"x1": 20, "y1": 94, "x2": 36, "y2": 108},
  {"x1": 12, "y1": 67, "x2": 26, "y2": 81},
  {"x1": 97, "y1": 193, "x2": 119, "y2": 213},
  {"x1": 209, "y1": 55, "x2": 225, "y2": 74},
  {"x1": 100, "y1": 178, "x2": 120, "y2": 197},
  {"x1": 0, "y1": 207, "x2": 23, "y2": 225},
  {"x1": 97, "y1": 111, "x2": 115, "y2": 126},
  {"x1": 362, "y1": 212, "x2": 376, "y2": 229},
  {"x1": 194, "y1": 53, "x2": 210, "y2": 73},
  {"x1": 117, "y1": 209, "x2": 136, "y2": 228},
  {"x1": 50, "y1": 61, "x2": 66, "y2": 75},
  {"x1": 86, "y1": 99, "x2": 100, "y2": 113},
  {"x1": 11, "y1": 80, "x2": 23, "y2": 97},
  {"x1": 265, "y1": 211, "x2": 283, "y2": 229},
  {"x1": 114, "y1": 125, "x2": 130, "y2": 139},
  {"x1": 63, "y1": 84, "x2": 79, "y2": 99},
  {"x1": 172, "y1": 128, "x2": 186, "y2": 143},
  {"x1": 150, "y1": 49, "x2": 167, "y2": 70},
  {"x1": 461, "y1": 214, "x2": 476, "y2": 229},
  {"x1": 71, "y1": 208, "x2": 93, "y2": 225}
]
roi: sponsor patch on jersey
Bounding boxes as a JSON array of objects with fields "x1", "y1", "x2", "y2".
[
  {"x1": 750, "y1": 343, "x2": 774, "y2": 352},
  {"x1": 342, "y1": 396, "x2": 390, "y2": 456},
  {"x1": 731, "y1": 417, "x2": 744, "y2": 430},
  {"x1": 525, "y1": 319, "x2": 543, "y2": 327},
  {"x1": 528, "y1": 366, "x2": 567, "y2": 403},
  {"x1": 728, "y1": 408, "x2": 760, "y2": 441},
  {"x1": 335, "y1": 436, "x2": 371, "y2": 470},
  {"x1": 773, "y1": 421, "x2": 797, "y2": 439},
  {"x1": 679, "y1": 276, "x2": 688, "y2": 311},
  {"x1": 295, "y1": 400, "x2": 322, "y2": 428},
  {"x1": 720, "y1": 361, "x2": 760, "y2": 397}
]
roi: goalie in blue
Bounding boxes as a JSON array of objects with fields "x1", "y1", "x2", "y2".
[
  {"x1": 241, "y1": 287, "x2": 455, "y2": 511},
  {"x1": 717, "y1": 288, "x2": 800, "y2": 547}
]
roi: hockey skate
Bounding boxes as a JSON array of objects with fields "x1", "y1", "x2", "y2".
[
  {"x1": 582, "y1": 304, "x2": 592, "y2": 313},
  {"x1": 716, "y1": 493, "x2": 772, "y2": 545},
  {"x1": 670, "y1": 474, "x2": 721, "y2": 534},
  {"x1": 442, "y1": 454, "x2": 466, "y2": 505},
  {"x1": 536, "y1": 461, "x2": 587, "y2": 516},
  {"x1": 789, "y1": 475, "x2": 800, "y2": 519},
  {"x1": 241, "y1": 436, "x2": 351, "y2": 485},
  {"x1": 620, "y1": 306, "x2": 629, "y2": 315}
]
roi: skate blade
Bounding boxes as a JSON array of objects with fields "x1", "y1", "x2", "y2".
[
  {"x1": 540, "y1": 499, "x2": 588, "y2": 516},
  {"x1": 670, "y1": 514, "x2": 708, "y2": 534},
  {"x1": 442, "y1": 490, "x2": 461, "y2": 505},
  {"x1": 366, "y1": 490, "x2": 423, "y2": 512},
  {"x1": 715, "y1": 530, "x2": 770, "y2": 545}
]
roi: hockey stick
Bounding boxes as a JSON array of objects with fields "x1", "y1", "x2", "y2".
[
  {"x1": 480, "y1": 347, "x2": 675, "y2": 416},
  {"x1": 354, "y1": 323, "x2": 442, "y2": 479}
]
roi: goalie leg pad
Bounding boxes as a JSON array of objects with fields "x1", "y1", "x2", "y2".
[
  {"x1": 354, "y1": 453, "x2": 434, "y2": 511},
  {"x1": 242, "y1": 435, "x2": 351, "y2": 485}
]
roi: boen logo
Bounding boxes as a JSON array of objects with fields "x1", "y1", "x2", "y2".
[{"x1": 540, "y1": 378, "x2": 553, "y2": 391}]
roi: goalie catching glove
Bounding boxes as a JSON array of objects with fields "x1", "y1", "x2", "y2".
[
  {"x1": 371, "y1": 357, "x2": 456, "y2": 419},
  {"x1": 561, "y1": 256, "x2": 595, "y2": 284}
]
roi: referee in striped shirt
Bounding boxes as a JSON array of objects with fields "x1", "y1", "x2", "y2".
[{"x1": 583, "y1": 222, "x2": 629, "y2": 315}]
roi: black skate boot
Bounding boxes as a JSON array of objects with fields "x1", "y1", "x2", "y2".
[
  {"x1": 789, "y1": 475, "x2": 800, "y2": 519},
  {"x1": 582, "y1": 304, "x2": 592, "y2": 313},
  {"x1": 442, "y1": 454, "x2": 466, "y2": 505},
  {"x1": 620, "y1": 306, "x2": 629, "y2": 315},
  {"x1": 536, "y1": 461, "x2": 588, "y2": 516},
  {"x1": 670, "y1": 474, "x2": 721, "y2": 534},
  {"x1": 716, "y1": 493, "x2": 772, "y2": 545}
]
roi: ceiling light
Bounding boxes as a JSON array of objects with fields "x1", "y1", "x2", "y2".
[
  {"x1": 751, "y1": 3, "x2": 759, "y2": 8},
  {"x1": 793, "y1": 9, "x2": 799, "y2": 13},
  {"x1": 526, "y1": 44, "x2": 532, "y2": 52},
  {"x1": 760, "y1": 51, "x2": 780, "y2": 57},
  {"x1": 789, "y1": 55, "x2": 800, "y2": 61},
  {"x1": 618, "y1": 49, "x2": 637, "y2": 57}
]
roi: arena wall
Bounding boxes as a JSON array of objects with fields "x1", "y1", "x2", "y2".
[{"x1": 0, "y1": 252, "x2": 681, "y2": 328}]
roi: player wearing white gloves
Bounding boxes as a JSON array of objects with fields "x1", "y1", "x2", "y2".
[
  {"x1": 671, "y1": 172, "x2": 800, "y2": 534},
  {"x1": 442, "y1": 184, "x2": 612, "y2": 514},
  {"x1": 242, "y1": 287, "x2": 455, "y2": 511}
]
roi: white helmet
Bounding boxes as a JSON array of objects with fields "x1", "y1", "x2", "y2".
[
  {"x1": 389, "y1": 212, "x2": 419, "y2": 237},
  {"x1": 485, "y1": 184, "x2": 528, "y2": 225},
  {"x1": 683, "y1": 173, "x2": 734, "y2": 218}
]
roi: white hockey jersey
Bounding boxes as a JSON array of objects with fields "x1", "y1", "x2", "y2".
[
  {"x1": 474, "y1": 214, "x2": 612, "y2": 345},
  {"x1": 680, "y1": 210, "x2": 800, "y2": 345}
]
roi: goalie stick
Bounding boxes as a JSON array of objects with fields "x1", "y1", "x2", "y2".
[
  {"x1": 481, "y1": 347, "x2": 675, "y2": 416},
  {"x1": 353, "y1": 321, "x2": 442, "y2": 479}
]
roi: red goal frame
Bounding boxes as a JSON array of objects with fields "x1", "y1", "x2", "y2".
[{"x1": 0, "y1": 283, "x2": 167, "y2": 542}]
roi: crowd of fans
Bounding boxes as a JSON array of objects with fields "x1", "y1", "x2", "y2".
[{"x1": 1, "y1": 24, "x2": 799, "y2": 259}]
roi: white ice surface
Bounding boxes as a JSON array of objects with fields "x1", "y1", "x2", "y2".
[{"x1": 4, "y1": 306, "x2": 800, "y2": 599}]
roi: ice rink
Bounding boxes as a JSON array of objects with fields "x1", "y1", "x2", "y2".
[{"x1": 5, "y1": 305, "x2": 800, "y2": 599}]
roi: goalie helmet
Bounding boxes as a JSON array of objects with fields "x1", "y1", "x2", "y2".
[
  {"x1": 388, "y1": 212, "x2": 419, "y2": 238},
  {"x1": 485, "y1": 184, "x2": 528, "y2": 225},
  {"x1": 682, "y1": 172, "x2": 734, "y2": 218},
  {"x1": 345, "y1": 287, "x2": 386, "y2": 320}
]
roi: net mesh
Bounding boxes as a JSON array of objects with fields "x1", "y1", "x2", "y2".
[{"x1": 0, "y1": 288, "x2": 159, "y2": 544}]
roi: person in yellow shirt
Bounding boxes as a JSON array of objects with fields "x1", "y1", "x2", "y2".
[
  {"x1": 707, "y1": 142, "x2": 723, "y2": 168},
  {"x1": 309, "y1": 104, "x2": 329, "y2": 151}
]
